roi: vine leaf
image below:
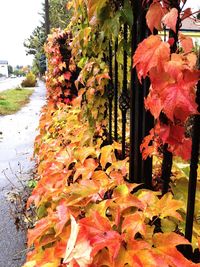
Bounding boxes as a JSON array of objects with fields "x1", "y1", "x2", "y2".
[
  {"x1": 146, "y1": 2, "x2": 167, "y2": 32},
  {"x1": 156, "y1": 193, "x2": 183, "y2": 220},
  {"x1": 133, "y1": 35, "x2": 170, "y2": 81},
  {"x1": 162, "y1": 8, "x2": 178, "y2": 33},
  {"x1": 179, "y1": 33, "x2": 194, "y2": 53}
]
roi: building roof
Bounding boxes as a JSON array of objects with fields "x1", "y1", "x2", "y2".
[
  {"x1": 0, "y1": 60, "x2": 8, "y2": 65},
  {"x1": 181, "y1": 17, "x2": 200, "y2": 32}
]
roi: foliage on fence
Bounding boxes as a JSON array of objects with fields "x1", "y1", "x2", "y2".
[{"x1": 23, "y1": 0, "x2": 200, "y2": 266}]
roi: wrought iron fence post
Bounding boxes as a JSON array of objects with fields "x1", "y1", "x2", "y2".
[
  {"x1": 129, "y1": 0, "x2": 153, "y2": 184},
  {"x1": 114, "y1": 39, "x2": 118, "y2": 141},
  {"x1": 108, "y1": 42, "x2": 114, "y2": 144},
  {"x1": 185, "y1": 52, "x2": 200, "y2": 244},
  {"x1": 119, "y1": 23, "x2": 130, "y2": 159}
]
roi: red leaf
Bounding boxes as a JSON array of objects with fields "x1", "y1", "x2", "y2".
[
  {"x1": 63, "y1": 71, "x2": 72, "y2": 80},
  {"x1": 181, "y1": 8, "x2": 192, "y2": 20},
  {"x1": 170, "y1": 138, "x2": 192, "y2": 161},
  {"x1": 79, "y1": 212, "x2": 123, "y2": 261},
  {"x1": 133, "y1": 35, "x2": 170, "y2": 81},
  {"x1": 144, "y1": 86, "x2": 163, "y2": 119},
  {"x1": 162, "y1": 8, "x2": 178, "y2": 33}
]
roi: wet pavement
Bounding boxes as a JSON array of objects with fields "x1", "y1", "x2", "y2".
[{"x1": 0, "y1": 81, "x2": 46, "y2": 267}]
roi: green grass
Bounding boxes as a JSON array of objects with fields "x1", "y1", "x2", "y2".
[{"x1": 0, "y1": 88, "x2": 34, "y2": 115}]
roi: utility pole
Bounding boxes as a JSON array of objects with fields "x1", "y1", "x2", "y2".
[
  {"x1": 45, "y1": 0, "x2": 50, "y2": 71},
  {"x1": 45, "y1": 0, "x2": 50, "y2": 36}
]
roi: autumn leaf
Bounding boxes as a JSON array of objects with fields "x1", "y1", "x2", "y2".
[
  {"x1": 74, "y1": 147, "x2": 97, "y2": 164},
  {"x1": 122, "y1": 212, "x2": 146, "y2": 237},
  {"x1": 54, "y1": 201, "x2": 70, "y2": 236},
  {"x1": 64, "y1": 215, "x2": 80, "y2": 263},
  {"x1": 133, "y1": 35, "x2": 170, "y2": 81},
  {"x1": 100, "y1": 145, "x2": 116, "y2": 169},
  {"x1": 156, "y1": 192, "x2": 183, "y2": 221},
  {"x1": 144, "y1": 86, "x2": 163, "y2": 119},
  {"x1": 130, "y1": 249, "x2": 168, "y2": 267},
  {"x1": 162, "y1": 8, "x2": 178, "y2": 33},
  {"x1": 181, "y1": 8, "x2": 192, "y2": 20},
  {"x1": 79, "y1": 212, "x2": 123, "y2": 261},
  {"x1": 153, "y1": 233, "x2": 195, "y2": 267},
  {"x1": 146, "y1": 2, "x2": 167, "y2": 32},
  {"x1": 170, "y1": 137, "x2": 192, "y2": 161},
  {"x1": 28, "y1": 217, "x2": 52, "y2": 247},
  {"x1": 161, "y1": 80, "x2": 197, "y2": 122},
  {"x1": 179, "y1": 33, "x2": 194, "y2": 53},
  {"x1": 22, "y1": 261, "x2": 36, "y2": 267},
  {"x1": 63, "y1": 71, "x2": 72, "y2": 80}
]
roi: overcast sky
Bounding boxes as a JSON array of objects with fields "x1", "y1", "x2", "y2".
[
  {"x1": 0, "y1": 0, "x2": 199, "y2": 67},
  {"x1": 0, "y1": 0, "x2": 43, "y2": 67}
]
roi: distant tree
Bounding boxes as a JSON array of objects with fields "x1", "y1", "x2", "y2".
[
  {"x1": 44, "y1": 0, "x2": 71, "y2": 29},
  {"x1": 8, "y1": 65, "x2": 13, "y2": 75},
  {"x1": 24, "y1": 0, "x2": 71, "y2": 76}
]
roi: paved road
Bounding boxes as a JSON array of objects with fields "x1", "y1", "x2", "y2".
[
  {"x1": 0, "y1": 77, "x2": 23, "y2": 92},
  {"x1": 0, "y1": 81, "x2": 46, "y2": 267}
]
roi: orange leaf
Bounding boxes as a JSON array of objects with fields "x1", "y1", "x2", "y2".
[
  {"x1": 100, "y1": 145, "x2": 116, "y2": 169},
  {"x1": 153, "y1": 232, "x2": 190, "y2": 248},
  {"x1": 146, "y1": 2, "x2": 167, "y2": 32},
  {"x1": 179, "y1": 33, "x2": 194, "y2": 53},
  {"x1": 162, "y1": 8, "x2": 178, "y2": 33},
  {"x1": 28, "y1": 217, "x2": 52, "y2": 247},
  {"x1": 133, "y1": 35, "x2": 170, "y2": 81},
  {"x1": 122, "y1": 212, "x2": 146, "y2": 237}
]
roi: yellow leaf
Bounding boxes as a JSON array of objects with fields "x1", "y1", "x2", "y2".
[
  {"x1": 157, "y1": 193, "x2": 183, "y2": 221},
  {"x1": 22, "y1": 261, "x2": 36, "y2": 267},
  {"x1": 100, "y1": 145, "x2": 116, "y2": 169}
]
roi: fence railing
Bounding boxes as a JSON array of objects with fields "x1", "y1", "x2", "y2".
[{"x1": 105, "y1": 0, "x2": 200, "y2": 262}]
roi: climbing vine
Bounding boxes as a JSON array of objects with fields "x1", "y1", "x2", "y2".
[{"x1": 23, "y1": 1, "x2": 200, "y2": 267}]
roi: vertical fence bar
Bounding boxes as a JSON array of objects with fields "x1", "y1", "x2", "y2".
[
  {"x1": 114, "y1": 39, "x2": 118, "y2": 141},
  {"x1": 139, "y1": 4, "x2": 153, "y2": 187},
  {"x1": 141, "y1": 77, "x2": 154, "y2": 188},
  {"x1": 185, "y1": 57, "x2": 200, "y2": 243},
  {"x1": 129, "y1": 0, "x2": 138, "y2": 182},
  {"x1": 129, "y1": 0, "x2": 146, "y2": 183},
  {"x1": 108, "y1": 42, "x2": 114, "y2": 144},
  {"x1": 119, "y1": 23, "x2": 129, "y2": 159}
]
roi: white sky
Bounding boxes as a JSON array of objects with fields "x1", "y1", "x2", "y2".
[
  {"x1": 0, "y1": 0, "x2": 199, "y2": 67},
  {"x1": 0, "y1": 0, "x2": 43, "y2": 67},
  {"x1": 184, "y1": 0, "x2": 200, "y2": 10}
]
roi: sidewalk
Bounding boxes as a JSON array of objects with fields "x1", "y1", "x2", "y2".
[{"x1": 0, "y1": 81, "x2": 46, "y2": 267}]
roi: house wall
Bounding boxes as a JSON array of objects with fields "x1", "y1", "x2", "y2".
[{"x1": 0, "y1": 63, "x2": 9, "y2": 78}]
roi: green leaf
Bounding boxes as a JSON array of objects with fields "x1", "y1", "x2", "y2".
[
  {"x1": 121, "y1": 0, "x2": 133, "y2": 26},
  {"x1": 161, "y1": 218, "x2": 177, "y2": 233},
  {"x1": 37, "y1": 204, "x2": 48, "y2": 219}
]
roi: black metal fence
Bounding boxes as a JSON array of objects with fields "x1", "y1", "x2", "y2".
[{"x1": 106, "y1": 0, "x2": 200, "y2": 262}]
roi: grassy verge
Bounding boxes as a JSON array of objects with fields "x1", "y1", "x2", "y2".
[{"x1": 0, "y1": 88, "x2": 34, "y2": 115}]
